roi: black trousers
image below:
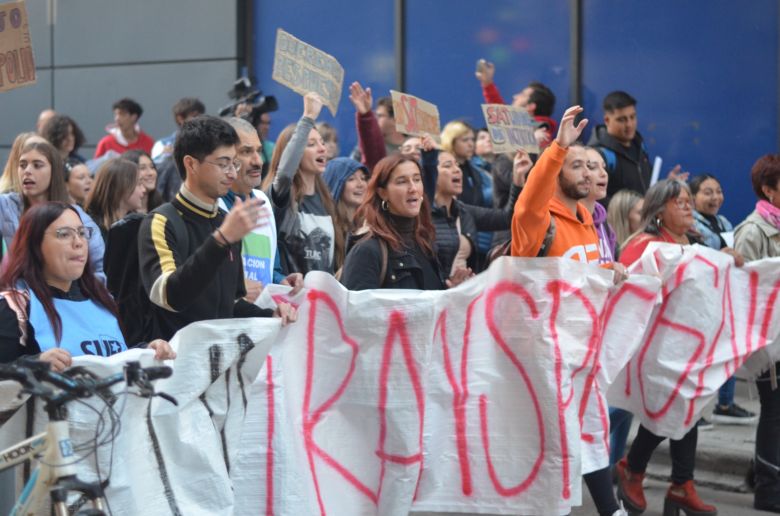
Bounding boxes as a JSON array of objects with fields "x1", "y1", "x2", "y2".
[
  {"x1": 584, "y1": 466, "x2": 619, "y2": 516},
  {"x1": 627, "y1": 423, "x2": 698, "y2": 484},
  {"x1": 755, "y1": 367, "x2": 780, "y2": 505}
]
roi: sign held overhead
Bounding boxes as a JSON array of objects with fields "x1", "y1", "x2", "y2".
[{"x1": 272, "y1": 28, "x2": 344, "y2": 116}]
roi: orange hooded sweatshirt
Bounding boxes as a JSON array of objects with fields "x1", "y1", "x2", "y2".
[{"x1": 511, "y1": 141, "x2": 600, "y2": 263}]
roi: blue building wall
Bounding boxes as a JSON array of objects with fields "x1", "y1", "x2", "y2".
[{"x1": 253, "y1": 0, "x2": 778, "y2": 223}]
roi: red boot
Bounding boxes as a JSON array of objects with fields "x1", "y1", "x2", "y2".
[
  {"x1": 663, "y1": 480, "x2": 717, "y2": 516},
  {"x1": 616, "y1": 458, "x2": 647, "y2": 514}
]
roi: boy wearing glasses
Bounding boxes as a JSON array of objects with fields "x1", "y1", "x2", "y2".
[{"x1": 138, "y1": 116, "x2": 296, "y2": 341}]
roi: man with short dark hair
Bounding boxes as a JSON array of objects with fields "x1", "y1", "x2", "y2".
[
  {"x1": 511, "y1": 106, "x2": 600, "y2": 262},
  {"x1": 588, "y1": 90, "x2": 652, "y2": 202},
  {"x1": 151, "y1": 97, "x2": 206, "y2": 162},
  {"x1": 138, "y1": 115, "x2": 294, "y2": 340},
  {"x1": 511, "y1": 106, "x2": 628, "y2": 516},
  {"x1": 476, "y1": 61, "x2": 558, "y2": 148},
  {"x1": 154, "y1": 97, "x2": 207, "y2": 201},
  {"x1": 94, "y1": 98, "x2": 155, "y2": 157}
]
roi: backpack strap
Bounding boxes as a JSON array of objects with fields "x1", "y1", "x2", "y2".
[
  {"x1": 536, "y1": 217, "x2": 557, "y2": 257},
  {"x1": 378, "y1": 238, "x2": 389, "y2": 287},
  {"x1": 1, "y1": 289, "x2": 30, "y2": 347},
  {"x1": 485, "y1": 216, "x2": 557, "y2": 263},
  {"x1": 153, "y1": 202, "x2": 190, "y2": 253}
]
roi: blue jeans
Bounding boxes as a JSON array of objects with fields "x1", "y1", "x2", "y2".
[
  {"x1": 718, "y1": 376, "x2": 736, "y2": 407},
  {"x1": 609, "y1": 406, "x2": 633, "y2": 465}
]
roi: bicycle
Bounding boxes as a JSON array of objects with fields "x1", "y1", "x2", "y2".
[{"x1": 0, "y1": 358, "x2": 177, "y2": 516}]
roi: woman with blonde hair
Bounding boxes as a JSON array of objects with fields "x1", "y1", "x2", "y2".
[
  {"x1": 0, "y1": 132, "x2": 47, "y2": 194},
  {"x1": 262, "y1": 93, "x2": 343, "y2": 276},
  {"x1": 607, "y1": 189, "x2": 644, "y2": 254},
  {"x1": 440, "y1": 120, "x2": 494, "y2": 269}
]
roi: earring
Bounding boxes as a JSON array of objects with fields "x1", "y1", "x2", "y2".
[
  {"x1": 381, "y1": 199, "x2": 389, "y2": 211},
  {"x1": 655, "y1": 216, "x2": 663, "y2": 227}
]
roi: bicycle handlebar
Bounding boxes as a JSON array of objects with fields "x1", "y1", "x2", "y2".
[{"x1": 0, "y1": 359, "x2": 173, "y2": 404}]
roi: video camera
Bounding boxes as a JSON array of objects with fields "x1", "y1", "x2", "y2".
[{"x1": 218, "y1": 77, "x2": 278, "y2": 128}]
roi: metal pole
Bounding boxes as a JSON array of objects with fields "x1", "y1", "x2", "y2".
[
  {"x1": 395, "y1": 0, "x2": 406, "y2": 92},
  {"x1": 569, "y1": 0, "x2": 583, "y2": 107}
]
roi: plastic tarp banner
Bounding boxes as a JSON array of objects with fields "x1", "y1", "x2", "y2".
[
  {"x1": 608, "y1": 243, "x2": 780, "y2": 439},
  {"x1": 3, "y1": 247, "x2": 779, "y2": 514}
]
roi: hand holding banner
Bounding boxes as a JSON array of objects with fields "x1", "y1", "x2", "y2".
[{"x1": 272, "y1": 28, "x2": 344, "y2": 116}]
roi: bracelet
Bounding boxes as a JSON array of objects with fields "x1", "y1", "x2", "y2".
[{"x1": 215, "y1": 228, "x2": 232, "y2": 247}]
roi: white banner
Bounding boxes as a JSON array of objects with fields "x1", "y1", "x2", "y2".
[
  {"x1": 608, "y1": 243, "x2": 780, "y2": 439},
  {"x1": 2, "y1": 249, "x2": 779, "y2": 514}
]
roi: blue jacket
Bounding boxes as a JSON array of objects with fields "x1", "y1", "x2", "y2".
[{"x1": 693, "y1": 210, "x2": 733, "y2": 250}]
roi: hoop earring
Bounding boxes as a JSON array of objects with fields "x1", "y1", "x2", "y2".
[
  {"x1": 655, "y1": 216, "x2": 663, "y2": 227},
  {"x1": 381, "y1": 199, "x2": 389, "y2": 211}
]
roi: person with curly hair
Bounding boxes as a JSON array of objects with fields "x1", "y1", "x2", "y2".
[{"x1": 41, "y1": 114, "x2": 87, "y2": 163}]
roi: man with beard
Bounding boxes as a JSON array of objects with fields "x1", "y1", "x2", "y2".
[
  {"x1": 511, "y1": 104, "x2": 628, "y2": 516},
  {"x1": 218, "y1": 118, "x2": 277, "y2": 302},
  {"x1": 511, "y1": 105, "x2": 601, "y2": 263},
  {"x1": 219, "y1": 118, "x2": 303, "y2": 302}
]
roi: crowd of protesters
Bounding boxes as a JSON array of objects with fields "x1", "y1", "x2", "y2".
[{"x1": 1, "y1": 58, "x2": 780, "y2": 515}]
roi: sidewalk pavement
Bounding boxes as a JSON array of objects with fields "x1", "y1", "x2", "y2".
[{"x1": 641, "y1": 378, "x2": 759, "y2": 493}]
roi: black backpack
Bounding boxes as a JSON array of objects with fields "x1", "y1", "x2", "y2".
[
  {"x1": 104, "y1": 203, "x2": 187, "y2": 344},
  {"x1": 487, "y1": 217, "x2": 557, "y2": 264}
]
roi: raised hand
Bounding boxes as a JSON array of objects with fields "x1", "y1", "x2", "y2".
[
  {"x1": 303, "y1": 92, "x2": 324, "y2": 120},
  {"x1": 555, "y1": 105, "x2": 588, "y2": 148},
  {"x1": 667, "y1": 164, "x2": 690, "y2": 183},
  {"x1": 512, "y1": 150, "x2": 533, "y2": 187},
  {"x1": 348, "y1": 81, "x2": 373, "y2": 115},
  {"x1": 475, "y1": 59, "x2": 495, "y2": 86},
  {"x1": 420, "y1": 134, "x2": 437, "y2": 152},
  {"x1": 217, "y1": 196, "x2": 268, "y2": 244}
]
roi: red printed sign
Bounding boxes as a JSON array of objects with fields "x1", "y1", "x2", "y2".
[{"x1": 390, "y1": 90, "x2": 440, "y2": 137}]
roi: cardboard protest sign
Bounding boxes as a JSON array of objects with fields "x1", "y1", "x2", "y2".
[
  {"x1": 481, "y1": 104, "x2": 539, "y2": 154},
  {"x1": 609, "y1": 243, "x2": 780, "y2": 439},
  {"x1": 272, "y1": 28, "x2": 343, "y2": 116},
  {"x1": 0, "y1": 0, "x2": 36, "y2": 92},
  {"x1": 390, "y1": 90, "x2": 440, "y2": 137}
]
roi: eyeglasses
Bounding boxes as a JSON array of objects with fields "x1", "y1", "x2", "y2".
[
  {"x1": 202, "y1": 159, "x2": 242, "y2": 173},
  {"x1": 672, "y1": 198, "x2": 692, "y2": 210},
  {"x1": 51, "y1": 226, "x2": 93, "y2": 242}
]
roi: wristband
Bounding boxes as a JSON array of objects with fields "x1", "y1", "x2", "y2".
[{"x1": 215, "y1": 228, "x2": 232, "y2": 247}]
